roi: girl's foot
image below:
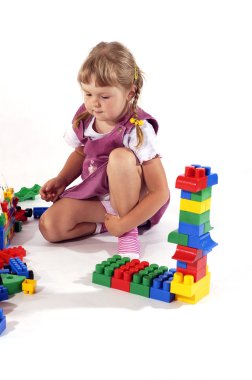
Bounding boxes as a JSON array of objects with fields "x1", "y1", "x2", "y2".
[{"x1": 118, "y1": 227, "x2": 140, "y2": 259}]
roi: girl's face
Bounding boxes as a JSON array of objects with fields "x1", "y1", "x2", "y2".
[{"x1": 81, "y1": 75, "x2": 134, "y2": 125}]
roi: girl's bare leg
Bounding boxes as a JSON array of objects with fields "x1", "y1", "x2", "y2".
[
  {"x1": 39, "y1": 197, "x2": 106, "y2": 243},
  {"x1": 107, "y1": 147, "x2": 145, "y2": 216}
]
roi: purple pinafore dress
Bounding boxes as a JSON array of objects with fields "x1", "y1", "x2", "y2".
[{"x1": 60, "y1": 104, "x2": 169, "y2": 228}]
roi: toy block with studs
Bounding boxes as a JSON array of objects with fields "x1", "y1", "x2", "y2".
[
  {"x1": 0, "y1": 308, "x2": 6, "y2": 335},
  {"x1": 130, "y1": 264, "x2": 168, "y2": 298}
]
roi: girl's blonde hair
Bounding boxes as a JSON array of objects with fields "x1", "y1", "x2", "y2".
[{"x1": 73, "y1": 41, "x2": 144, "y2": 147}]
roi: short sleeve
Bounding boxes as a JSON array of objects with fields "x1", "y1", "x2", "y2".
[
  {"x1": 63, "y1": 126, "x2": 83, "y2": 148},
  {"x1": 123, "y1": 120, "x2": 159, "y2": 164}
]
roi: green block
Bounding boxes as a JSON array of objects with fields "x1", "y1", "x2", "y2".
[
  {"x1": 14, "y1": 184, "x2": 41, "y2": 202},
  {"x1": 179, "y1": 210, "x2": 210, "y2": 225},
  {"x1": 130, "y1": 266, "x2": 168, "y2": 298},
  {"x1": 191, "y1": 187, "x2": 212, "y2": 202},
  {"x1": 0, "y1": 214, "x2": 6, "y2": 227},
  {"x1": 1, "y1": 274, "x2": 26, "y2": 295},
  {"x1": 204, "y1": 221, "x2": 213, "y2": 233},
  {"x1": 167, "y1": 229, "x2": 188, "y2": 245},
  {"x1": 92, "y1": 255, "x2": 129, "y2": 287}
]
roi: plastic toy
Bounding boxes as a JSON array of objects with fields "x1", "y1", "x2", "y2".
[
  {"x1": 0, "y1": 308, "x2": 6, "y2": 335},
  {"x1": 14, "y1": 184, "x2": 41, "y2": 202},
  {"x1": 0, "y1": 187, "x2": 33, "y2": 249},
  {"x1": 168, "y1": 164, "x2": 218, "y2": 304},
  {"x1": 33, "y1": 207, "x2": 48, "y2": 219},
  {"x1": 92, "y1": 255, "x2": 176, "y2": 303},
  {"x1": 92, "y1": 164, "x2": 218, "y2": 305}
]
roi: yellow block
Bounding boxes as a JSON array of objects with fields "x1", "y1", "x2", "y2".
[
  {"x1": 22, "y1": 279, "x2": 37, "y2": 294},
  {"x1": 171, "y1": 270, "x2": 211, "y2": 304},
  {"x1": 180, "y1": 198, "x2": 211, "y2": 214}
]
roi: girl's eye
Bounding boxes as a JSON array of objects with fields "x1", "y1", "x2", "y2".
[
  {"x1": 85, "y1": 93, "x2": 92, "y2": 97},
  {"x1": 101, "y1": 96, "x2": 109, "y2": 99}
]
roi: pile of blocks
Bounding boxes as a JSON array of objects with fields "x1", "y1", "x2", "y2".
[
  {"x1": 92, "y1": 164, "x2": 218, "y2": 305},
  {"x1": 92, "y1": 255, "x2": 176, "y2": 303},
  {"x1": 0, "y1": 246, "x2": 37, "y2": 335}
]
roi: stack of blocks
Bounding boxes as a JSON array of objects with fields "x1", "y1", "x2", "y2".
[
  {"x1": 0, "y1": 187, "x2": 17, "y2": 249},
  {"x1": 168, "y1": 164, "x2": 218, "y2": 304},
  {"x1": 92, "y1": 164, "x2": 218, "y2": 305}
]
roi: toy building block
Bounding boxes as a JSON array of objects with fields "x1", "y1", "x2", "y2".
[
  {"x1": 92, "y1": 255, "x2": 130, "y2": 287},
  {"x1": 176, "y1": 256, "x2": 207, "y2": 282},
  {"x1": 170, "y1": 270, "x2": 211, "y2": 304},
  {"x1": 22, "y1": 279, "x2": 37, "y2": 294},
  {"x1": 0, "y1": 273, "x2": 26, "y2": 295},
  {"x1": 15, "y1": 207, "x2": 33, "y2": 222},
  {"x1": 92, "y1": 257, "x2": 176, "y2": 304},
  {"x1": 176, "y1": 165, "x2": 218, "y2": 193},
  {"x1": 168, "y1": 230, "x2": 188, "y2": 246},
  {"x1": 150, "y1": 270, "x2": 176, "y2": 303},
  {"x1": 0, "y1": 308, "x2": 6, "y2": 335},
  {"x1": 171, "y1": 245, "x2": 203, "y2": 263},
  {"x1": 188, "y1": 232, "x2": 218, "y2": 251},
  {"x1": 178, "y1": 221, "x2": 212, "y2": 236},
  {"x1": 33, "y1": 207, "x2": 48, "y2": 219},
  {"x1": 130, "y1": 264, "x2": 168, "y2": 298},
  {"x1": 9, "y1": 258, "x2": 29, "y2": 277},
  {"x1": 180, "y1": 198, "x2": 211, "y2": 214},
  {"x1": 179, "y1": 210, "x2": 210, "y2": 226},
  {"x1": 14, "y1": 184, "x2": 41, "y2": 202},
  {"x1": 0, "y1": 246, "x2": 26, "y2": 268},
  {"x1": 175, "y1": 166, "x2": 208, "y2": 192},
  {"x1": 0, "y1": 285, "x2": 8, "y2": 301},
  {"x1": 191, "y1": 187, "x2": 212, "y2": 202},
  {"x1": 111, "y1": 259, "x2": 149, "y2": 292}
]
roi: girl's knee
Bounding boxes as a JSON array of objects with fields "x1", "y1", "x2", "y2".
[
  {"x1": 39, "y1": 212, "x2": 60, "y2": 243},
  {"x1": 108, "y1": 148, "x2": 138, "y2": 171}
]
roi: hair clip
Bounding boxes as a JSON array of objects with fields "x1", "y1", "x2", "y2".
[
  {"x1": 134, "y1": 66, "x2": 138, "y2": 81},
  {"x1": 130, "y1": 117, "x2": 144, "y2": 127}
]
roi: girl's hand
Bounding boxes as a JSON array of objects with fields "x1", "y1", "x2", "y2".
[
  {"x1": 104, "y1": 214, "x2": 124, "y2": 237},
  {"x1": 40, "y1": 176, "x2": 68, "y2": 202}
]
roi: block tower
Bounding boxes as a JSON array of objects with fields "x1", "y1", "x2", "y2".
[{"x1": 168, "y1": 164, "x2": 218, "y2": 304}]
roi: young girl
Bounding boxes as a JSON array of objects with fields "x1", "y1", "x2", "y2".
[{"x1": 39, "y1": 41, "x2": 170, "y2": 258}]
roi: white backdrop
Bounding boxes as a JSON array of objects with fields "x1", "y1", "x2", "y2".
[{"x1": 0, "y1": 0, "x2": 251, "y2": 379}]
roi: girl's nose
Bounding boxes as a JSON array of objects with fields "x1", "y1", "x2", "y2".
[{"x1": 92, "y1": 97, "x2": 100, "y2": 108}]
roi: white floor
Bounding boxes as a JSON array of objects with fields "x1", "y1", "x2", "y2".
[{"x1": 1, "y1": 193, "x2": 251, "y2": 380}]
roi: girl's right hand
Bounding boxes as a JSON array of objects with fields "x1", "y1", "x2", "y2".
[{"x1": 40, "y1": 176, "x2": 68, "y2": 202}]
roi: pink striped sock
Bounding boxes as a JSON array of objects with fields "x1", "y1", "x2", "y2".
[{"x1": 118, "y1": 227, "x2": 140, "y2": 259}]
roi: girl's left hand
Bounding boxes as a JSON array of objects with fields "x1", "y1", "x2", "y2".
[{"x1": 104, "y1": 214, "x2": 123, "y2": 237}]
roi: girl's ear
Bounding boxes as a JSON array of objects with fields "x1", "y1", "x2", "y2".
[{"x1": 127, "y1": 85, "x2": 136, "y2": 101}]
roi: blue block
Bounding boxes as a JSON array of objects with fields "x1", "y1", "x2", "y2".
[
  {"x1": 0, "y1": 269, "x2": 10, "y2": 274},
  {"x1": 0, "y1": 308, "x2": 6, "y2": 335},
  {"x1": 177, "y1": 261, "x2": 187, "y2": 269},
  {"x1": 0, "y1": 286, "x2": 9, "y2": 301},
  {"x1": 179, "y1": 222, "x2": 205, "y2": 236},
  {"x1": 207, "y1": 173, "x2": 218, "y2": 187},
  {"x1": 33, "y1": 207, "x2": 48, "y2": 219},
  {"x1": 9, "y1": 258, "x2": 29, "y2": 277},
  {"x1": 181, "y1": 190, "x2": 191, "y2": 200},
  {"x1": 191, "y1": 164, "x2": 212, "y2": 176},
  {"x1": 149, "y1": 271, "x2": 175, "y2": 303},
  {"x1": 188, "y1": 232, "x2": 218, "y2": 251}
]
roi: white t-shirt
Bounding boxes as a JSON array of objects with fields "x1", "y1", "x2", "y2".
[{"x1": 63, "y1": 117, "x2": 159, "y2": 164}]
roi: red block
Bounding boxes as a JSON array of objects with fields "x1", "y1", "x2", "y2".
[
  {"x1": 111, "y1": 259, "x2": 149, "y2": 292},
  {"x1": 172, "y1": 245, "x2": 203, "y2": 264},
  {"x1": 0, "y1": 246, "x2": 26, "y2": 268},
  {"x1": 175, "y1": 166, "x2": 208, "y2": 192},
  {"x1": 177, "y1": 265, "x2": 207, "y2": 282}
]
